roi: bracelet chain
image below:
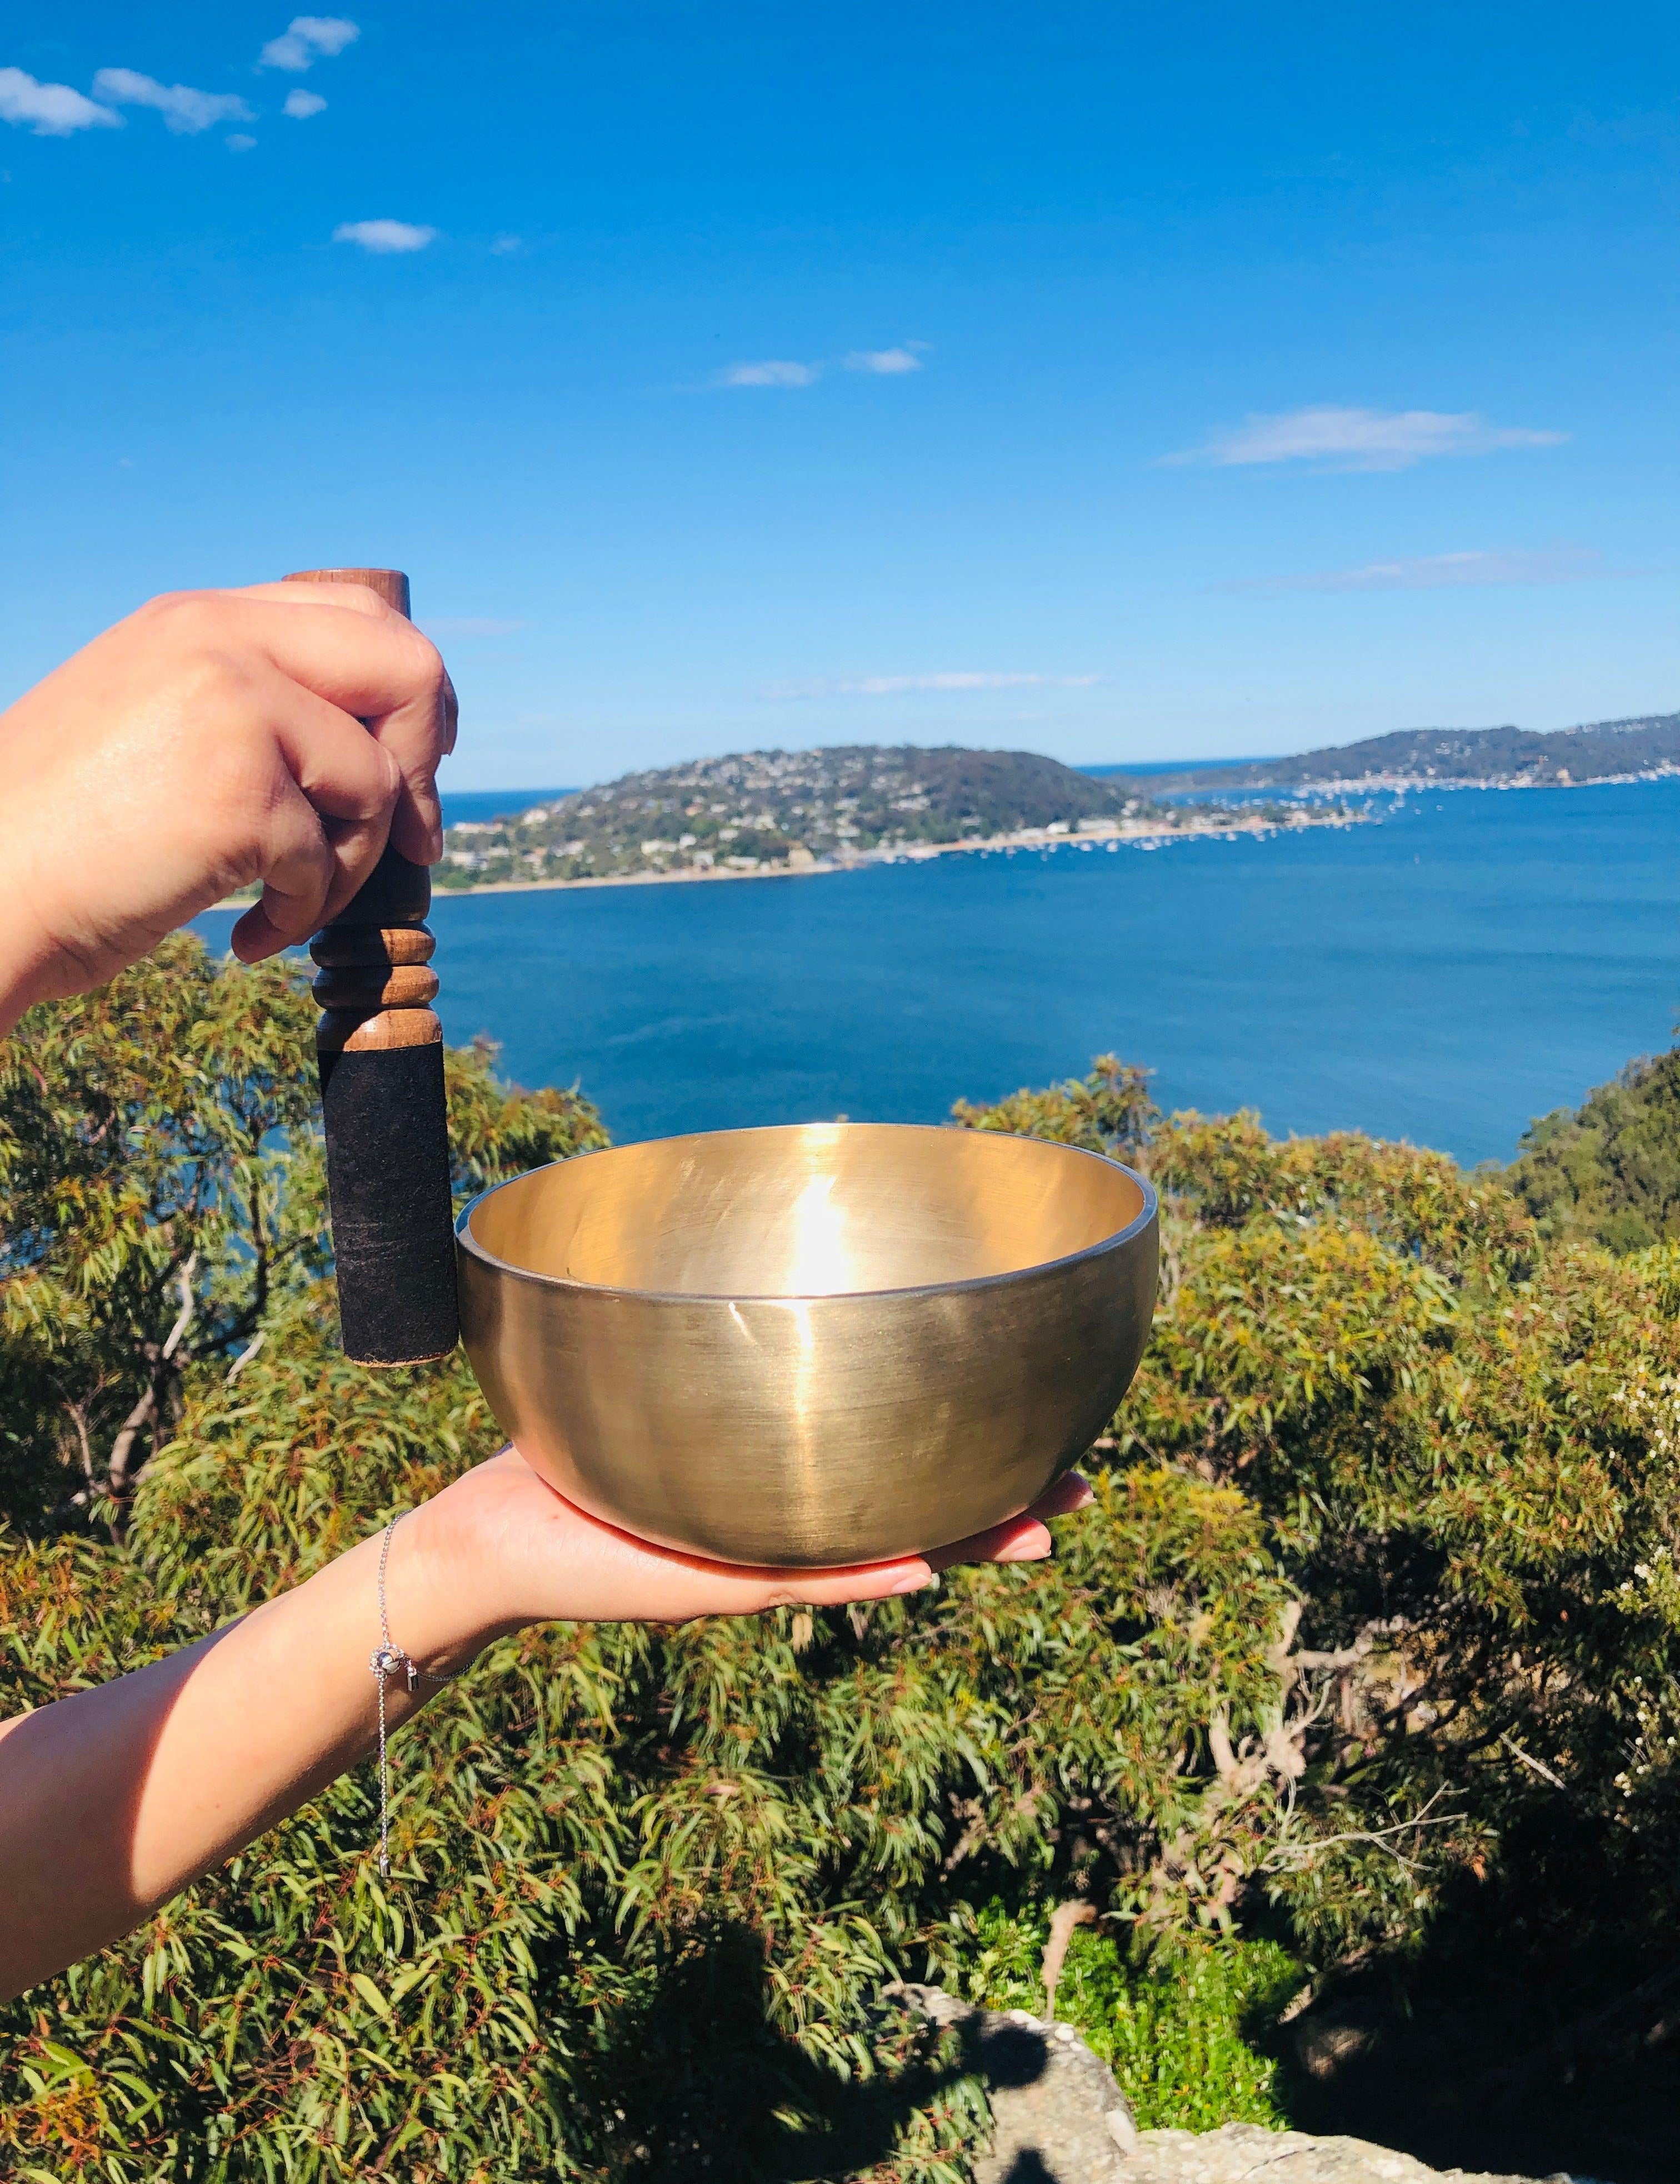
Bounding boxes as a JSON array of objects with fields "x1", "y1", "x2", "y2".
[{"x1": 368, "y1": 1513, "x2": 452, "y2": 1879}]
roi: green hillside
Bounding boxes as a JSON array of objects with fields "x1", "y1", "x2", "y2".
[
  {"x1": 1154, "y1": 711, "x2": 1680, "y2": 792},
  {"x1": 435, "y1": 744, "x2": 1171, "y2": 887},
  {"x1": 1507, "y1": 1043, "x2": 1680, "y2": 1252}
]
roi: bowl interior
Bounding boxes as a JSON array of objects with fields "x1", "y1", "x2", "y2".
[{"x1": 463, "y1": 1122, "x2": 1146, "y2": 1300}]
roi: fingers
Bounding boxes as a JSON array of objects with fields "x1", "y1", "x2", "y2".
[
  {"x1": 638, "y1": 1473, "x2": 1097, "y2": 1615},
  {"x1": 213, "y1": 592, "x2": 454, "y2": 864},
  {"x1": 1029, "y1": 1470, "x2": 1097, "y2": 1521},
  {"x1": 230, "y1": 899, "x2": 300, "y2": 964},
  {"x1": 656, "y1": 1558, "x2": 938, "y2": 1621},
  {"x1": 767, "y1": 1471, "x2": 1095, "y2": 1605},
  {"x1": 487, "y1": 1447, "x2": 1094, "y2": 1630},
  {"x1": 385, "y1": 664, "x2": 456, "y2": 865},
  {"x1": 757, "y1": 1472, "x2": 1095, "y2": 1596},
  {"x1": 763, "y1": 1559, "x2": 938, "y2": 1609},
  {"x1": 229, "y1": 580, "x2": 396, "y2": 617},
  {"x1": 927, "y1": 1471, "x2": 1094, "y2": 1573},
  {"x1": 269, "y1": 674, "x2": 404, "y2": 827},
  {"x1": 228, "y1": 783, "x2": 337, "y2": 962},
  {"x1": 578, "y1": 1499, "x2": 938, "y2": 1620},
  {"x1": 222, "y1": 672, "x2": 409, "y2": 958}
]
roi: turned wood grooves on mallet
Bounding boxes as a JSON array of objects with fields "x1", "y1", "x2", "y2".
[{"x1": 283, "y1": 567, "x2": 459, "y2": 1367}]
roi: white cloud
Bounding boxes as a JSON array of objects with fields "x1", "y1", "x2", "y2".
[
  {"x1": 1167, "y1": 405, "x2": 1567, "y2": 472},
  {"x1": 260, "y1": 16, "x2": 360, "y2": 69},
  {"x1": 489, "y1": 233, "x2": 522, "y2": 254},
  {"x1": 92, "y1": 68, "x2": 253, "y2": 135},
  {"x1": 764, "y1": 671, "x2": 1099, "y2": 699},
  {"x1": 283, "y1": 88, "x2": 326, "y2": 118},
  {"x1": 0, "y1": 67, "x2": 121, "y2": 134},
  {"x1": 226, "y1": 133, "x2": 257, "y2": 152},
  {"x1": 717, "y1": 359, "x2": 819, "y2": 388},
  {"x1": 1229, "y1": 547, "x2": 1606, "y2": 594},
  {"x1": 843, "y1": 344, "x2": 927, "y2": 374},
  {"x1": 333, "y1": 218, "x2": 436, "y2": 253}
]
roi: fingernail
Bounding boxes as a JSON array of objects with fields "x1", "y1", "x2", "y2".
[
  {"x1": 1065, "y1": 1479, "x2": 1096, "y2": 1509},
  {"x1": 996, "y1": 1537, "x2": 1052, "y2": 1563},
  {"x1": 891, "y1": 1567, "x2": 939, "y2": 1595}
]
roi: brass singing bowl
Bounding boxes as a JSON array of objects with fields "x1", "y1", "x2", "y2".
[{"x1": 456, "y1": 1122, "x2": 1158, "y2": 1568}]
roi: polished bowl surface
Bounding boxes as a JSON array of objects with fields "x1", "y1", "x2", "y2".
[{"x1": 457, "y1": 1122, "x2": 1157, "y2": 1567}]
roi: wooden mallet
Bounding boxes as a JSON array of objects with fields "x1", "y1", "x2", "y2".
[{"x1": 282, "y1": 567, "x2": 458, "y2": 1367}]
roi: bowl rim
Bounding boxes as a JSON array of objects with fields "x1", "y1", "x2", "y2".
[{"x1": 455, "y1": 1120, "x2": 1158, "y2": 1307}]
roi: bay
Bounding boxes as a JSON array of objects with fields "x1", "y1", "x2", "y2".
[
  {"x1": 198, "y1": 779, "x2": 1678, "y2": 1165},
  {"x1": 418, "y1": 779, "x2": 1679, "y2": 1166}
]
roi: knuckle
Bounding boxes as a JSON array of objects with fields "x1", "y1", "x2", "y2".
[
  {"x1": 148, "y1": 653, "x2": 257, "y2": 743},
  {"x1": 341, "y1": 742, "x2": 401, "y2": 818},
  {"x1": 140, "y1": 588, "x2": 235, "y2": 643},
  {"x1": 348, "y1": 757, "x2": 402, "y2": 821},
  {"x1": 412, "y1": 633, "x2": 450, "y2": 707},
  {"x1": 260, "y1": 894, "x2": 315, "y2": 941},
  {"x1": 136, "y1": 594, "x2": 259, "y2": 711},
  {"x1": 387, "y1": 621, "x2": 447, "y2": 691},
  {"x1": 175, "y1": 649, "x2": 261, "y2": 723}
]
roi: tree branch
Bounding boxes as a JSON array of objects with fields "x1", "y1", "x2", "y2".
[
  {"x1": 224, "y1": 1331, "x2": 266, "y2": 1383},
  {"x1": 108, "y1": 1256, "x2": 196, "y2": 1501},
  {"x1": 105, "y1": 1383, "x2": 158, "y2": 1502},
  {"x1": 1041, "y1": 1898, "x2": 1096, "y2": 2021}
]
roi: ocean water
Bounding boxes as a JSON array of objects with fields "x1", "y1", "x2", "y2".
[
  {"x1": 202, "y1": 781, "x2": 1679, "y2": 1166},
  {"x1": 441, "y1": 787, "x2": 574, "y2": 824},
  {"x1": 410, "y1": 781, "x2": 1680, "y2": 1166}
]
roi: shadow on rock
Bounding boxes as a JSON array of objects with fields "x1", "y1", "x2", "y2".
[
  {"x1": 892, "y1": 1983, "x2": 1138, "y2": 2184},
  {"x1": 577, "y1": 1924, "x2": 988, "y2": 2182}
]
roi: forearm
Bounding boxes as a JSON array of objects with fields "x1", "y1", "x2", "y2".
[
  {"x1": 0, "y1": 1514, "x2": 496, "y2": 2002},
  {"x1": 0, "y1": 1445, "x2": 1068, "y2": 2003}
]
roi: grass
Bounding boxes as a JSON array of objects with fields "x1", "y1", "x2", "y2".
[{"x1": 954, "y1": 1904, "x2": 1307, "y2": 2133}]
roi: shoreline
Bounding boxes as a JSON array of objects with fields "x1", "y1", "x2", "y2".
[
  {"x1": 203, "y1": 808, "x2": 1362, "y2": 913},
  {"x1": 194, "y1": 764, "x2": 1680, "y2": 916},
  {"x1": 1223, "y1": 763, "x2": 1680, "y2": 797}
]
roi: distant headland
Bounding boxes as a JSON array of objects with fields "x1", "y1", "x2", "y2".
[
  {"x1": 1142, "y1": 709, "x2": 1680, "y2": 794},
  {"x1": 433, "y1": 744, "x2": 1356, "y2": 896}
]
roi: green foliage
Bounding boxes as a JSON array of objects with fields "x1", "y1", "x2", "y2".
[
  {"x1": 443, "y1": 1035, "x2": 612, "y2": 1200},
  {"x1": 959, "y1": 1907, "x2": 1303, "y2": 2131},
  {"x1": 0, "y1": 941, "x2": 603, "y2": 1537},
  {"x1": 1122, "y1": 1132, "x2": 1680, "y2": 1973},
  {"x1": 0, "y1": 1321, "x2": 1290, "y2": 2178},
  {"x1": 3, "y1": 957, "x2": 1680, "y2": 2176},
  {"x1": 1507, "y1": 1043, "x2": 1680, "y2": 1253},
  {"x1": 0, "y1": 936, "x2": 321, "y2": 1525},
  {"x1": 949, "y1": 1054, "x2": 1156, "y2": 1157},
  {"x1": 1152, "y1": 1110, "x2": 1536, "y2": 1277}
]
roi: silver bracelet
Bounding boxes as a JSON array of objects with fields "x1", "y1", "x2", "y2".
[{"x1": 368, "y1": 1515, "x2": 452, "y2": 1878}]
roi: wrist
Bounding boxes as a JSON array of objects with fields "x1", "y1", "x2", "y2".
[
  {"x1": 395, "y1": 1480, "x2": 532, "y2": 1673},
  {"x1": 0, "y1": 832, "x2": 68, "y2": 1036}
]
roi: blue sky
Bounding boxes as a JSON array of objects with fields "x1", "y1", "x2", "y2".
[{"x1": 3, "y1": 4, "x2": 1677, "y2": 787}]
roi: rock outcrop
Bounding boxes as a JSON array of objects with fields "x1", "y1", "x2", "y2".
[
  {"x1": 891, "y1": 1985, "x2": 1578, "y2": 2184},
  {"x1": 1123, "y1": 2123, "x2": 1572, "y2": 2184},
  {"x1": 889, "y1": 1983, "x2": 1138, "y2": 2182}
]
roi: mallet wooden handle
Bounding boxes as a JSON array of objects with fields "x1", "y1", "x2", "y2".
[{"x1": 284, "y1": 567, "x2": 458, "y2": 1367}]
